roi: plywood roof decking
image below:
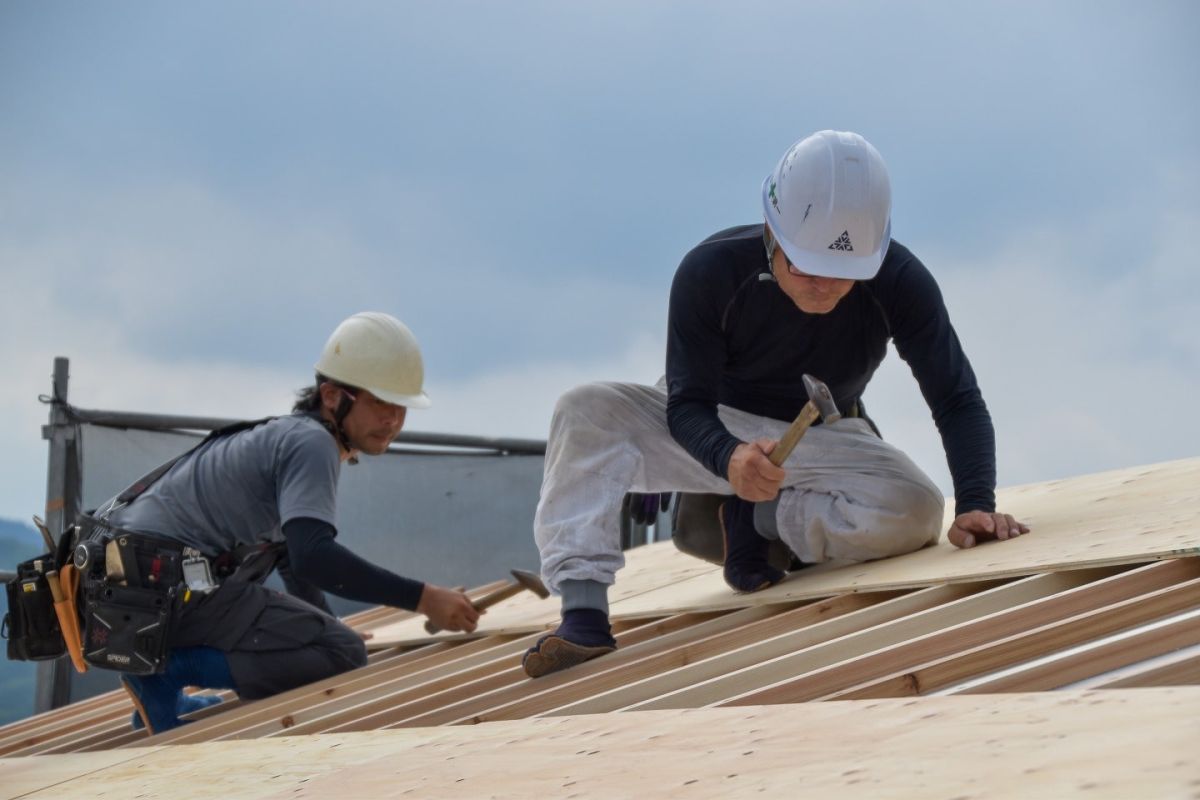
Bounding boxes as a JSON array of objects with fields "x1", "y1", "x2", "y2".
[
  {"x1": 368, "y1": 456, "x2": 1200, "y2": 644},
  {"x1": 2, "y1": 689, "x2": 1197, "y2": 800},
  {"x1": 0, "y1": 455, "x2": 1197, "y2": 793}
]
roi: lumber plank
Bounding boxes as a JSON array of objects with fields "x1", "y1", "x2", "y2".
[
  {"x1": 811, "y1": 574, "x2": 1200, "y2": 701},
  {"x1": 253, "y1": 632, "x2": 549, "y2": 738},
  {"x1": 148, "y1": 636, "x2": 513, "y2": 746},
  {"x1": 461, "y1": 593, "x2": 904, "y2": 724},
  {"x1": 950, "y1": 608, "x2": 1200, "y2": 694},
  {"x1": 626, "y1": 569, "x2": 1106, "y2": 711},
  {"x1": 710, "y1": 559, "x2": 1198, "y2": 707},
  {"x1": 1078, "y1": 642, "x2": 1200, "y2": 689},
  {"x1": 324, "y1": 612, "x2": 727, "y2": 732}
]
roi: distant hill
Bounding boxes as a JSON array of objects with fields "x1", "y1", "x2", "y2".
[{"x1": 0, "y1": 518, "x2": 45, "y2": 726}]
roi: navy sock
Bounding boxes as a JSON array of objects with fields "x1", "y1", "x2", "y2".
[
  {"x1": 721, "y1": 497, "x2": 784, "y2": 592},
  {"x1": 555, "y1": 608, "x2": 616, "y2": 649}
]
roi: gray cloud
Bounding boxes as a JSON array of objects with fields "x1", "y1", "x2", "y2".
[{"x1": 1, "y1": 1, "x2": 1197, "y2": 521}]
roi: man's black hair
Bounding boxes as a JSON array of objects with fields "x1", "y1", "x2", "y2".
[{"x1": 292, "y1": 373, "x2": 359, "y2": 413}]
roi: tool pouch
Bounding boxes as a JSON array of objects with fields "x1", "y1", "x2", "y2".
[
  {"x1": 3, "y1": 556, "x2": 67, "y2": 661},
  {"x1": 77, "y1": 524, "x2": 184, "y2": 675},
  {"x1": 670, "y1": 492, "x2": 795, "y2": 572}
]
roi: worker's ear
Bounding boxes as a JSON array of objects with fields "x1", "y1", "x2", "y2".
[{"x1": 317, "y1": 381, "x2": 342, "y2": 412}]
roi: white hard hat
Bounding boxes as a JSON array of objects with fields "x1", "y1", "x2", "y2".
[
  {"x1": 761, "y1": 130, "x2": 892, "y2": 280},
  {"x1": 314, "y1": 312, "x2": 431, "y2": 409}
]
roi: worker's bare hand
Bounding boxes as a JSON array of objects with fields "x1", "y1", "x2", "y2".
[
  {"x1": 727, "y1": 439, "x2": 787, "y2": 502},
  {"x1": 948, "y1": 510, "x2": 1030, "y2": 549},
  {"x1": 417, "y1": 584, "x2": 481, "y2": 633}
]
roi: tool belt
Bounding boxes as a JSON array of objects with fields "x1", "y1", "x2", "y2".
[
  {"x1": 73, "y1": 516, "x2": 186, "y2": 675},
  {"x1": 4, "y1": 417, "x2": 282, "y2": 674}
]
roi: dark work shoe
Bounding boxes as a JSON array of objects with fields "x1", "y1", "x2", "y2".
[
  {"x1": 719, "y1": 497, "x2": 785, "y2": 593},
  {"x1": 522, "y1": 608, "x2": 617, "y2": 678}
]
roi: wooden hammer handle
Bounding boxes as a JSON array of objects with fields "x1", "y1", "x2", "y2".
[{"x1": 769, "y1": 402, "x2": 820, "y2": 467}]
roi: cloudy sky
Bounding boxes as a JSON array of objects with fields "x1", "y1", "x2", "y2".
[{"x1": 1, "y1": 1, "x2": 1197, "y2": 523}]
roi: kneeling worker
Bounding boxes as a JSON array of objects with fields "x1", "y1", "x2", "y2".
[
  {"x1": 524, "y1": 131, "x2": 1028, "y2": 678},
  {"x1": 95, "y1": 311, "x2": 478, "y2": 732}
]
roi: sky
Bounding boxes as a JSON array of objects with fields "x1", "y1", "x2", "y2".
[{"x1": 0, "y1": 1, "x2": 1197, "y2": 523}]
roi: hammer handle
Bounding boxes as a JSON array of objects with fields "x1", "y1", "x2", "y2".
[
  {"x1": 423, "y1": 581, "x2": 525, "y2": 634},
  {"x1": 770, "y1": 402, "x2": 821, "y2": 467}
]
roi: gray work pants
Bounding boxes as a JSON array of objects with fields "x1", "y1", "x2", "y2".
[
  {"x1": 171, "y1": 579, "x2": 367, "y2": 699},
  {"x1": 534, "y1": 381, "x2": 945, "y2": 593}
]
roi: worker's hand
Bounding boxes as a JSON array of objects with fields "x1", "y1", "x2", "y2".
[
  {"x1": 623, "y1": 492, "x2": 672, "y2": 525},
  {"x1": 727, "y1": 439, "x2": 787, "y2": 502},
  {"x1": 417, "y1": 584, "x2": 481, "y2": 633},
  {"x1": 947, "y1": 510, "x2": 1030, "y2": 549}
]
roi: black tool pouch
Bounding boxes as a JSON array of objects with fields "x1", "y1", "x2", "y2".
[
  {"x1": 77, "y1": 525, "x2": 184, "y2": 675},
  {"x1": 3, "y1": 556, "x2": 67, "y2": 661}
]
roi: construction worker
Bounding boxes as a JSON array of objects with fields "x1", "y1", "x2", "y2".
[
  {"x1": 523, "y1": 130, "x2": 1028, "y2": 678},
  {"x1": 98, "y1": 312, "x2": 479, "y2": 732}
]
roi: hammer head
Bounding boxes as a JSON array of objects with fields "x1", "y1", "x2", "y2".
[
  {"x1": 510, "y1": 568, "x2": 550, "y2": 599},
  {"x1": 802, "y1": 374, "x2": 842, "y2": 423}
]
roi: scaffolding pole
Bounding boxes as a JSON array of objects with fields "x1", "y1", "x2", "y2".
[{"x1": 35, "y1": 357, "x2": 79, "y2": 713}]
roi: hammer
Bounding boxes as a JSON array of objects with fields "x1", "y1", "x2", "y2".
[
  {"x1": 769, "y1": 374, "x2": 842, "y2": 466},
  {"x1": 424, "y1": 568, "x2": 550, "y2": 634}
]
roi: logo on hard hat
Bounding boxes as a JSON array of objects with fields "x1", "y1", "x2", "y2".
[
  {"x1": 768, "y1": 180, "x2": 781, "y2": 214},
  {"x1": 828, "y1": 231, "x2": 854, "y2": 252}
]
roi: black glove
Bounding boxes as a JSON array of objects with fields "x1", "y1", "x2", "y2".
[{"x1": 622, "y1": 492, "x2": 672, "y2": 526}]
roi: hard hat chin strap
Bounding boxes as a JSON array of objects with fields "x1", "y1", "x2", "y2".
[
  {"x1": 316, "y1": 383, "x2": 360, "y2": 465},
  {"x1": 759, "y1": 226, "x2": 778, "y2": 284}
]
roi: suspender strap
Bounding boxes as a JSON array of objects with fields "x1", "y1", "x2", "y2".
[{"x1": 114, "y1": 417, "x2": 277, "y2": 505}]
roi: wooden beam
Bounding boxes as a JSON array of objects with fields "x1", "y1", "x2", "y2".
[
  {"x1": 823, "y1": 577, "x2": 1200, "y2": 701},
  {"x1": 315, "y1": 612, "x2": 731, "y2": 733},
  {"x1": 629, "y1": 569, "x2": 1108, "y2": 711},
  {"x1": 544, "y1": 586, "x2": 979, "y2": 718},
  {"x1": 153, "y1": 635, "x2": 526, "y2": 746},
  {"x1": 460, "y1": 592, "x2": 908, "y2": 724},
  {"x1": 715, "y1": 559, "x2": 1197, "y2": 707},
  {"x1": 1080, "y1": 642, "x2": 1200, "y2": 689},
  {"x1": 948, "y1": 608, "x2": 1200, "y2": 694}
]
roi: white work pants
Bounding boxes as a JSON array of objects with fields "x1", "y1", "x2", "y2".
[{"x1": 534, "y1": 381, "x2": 945, "y2": 592}]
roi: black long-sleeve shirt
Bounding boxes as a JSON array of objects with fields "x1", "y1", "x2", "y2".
[
  {"x1": 666, "y1": 224, "x2": 996, "y2": 516},
  {"x1": 281, "y1": 517, "x2": 425, "y2": 611}
]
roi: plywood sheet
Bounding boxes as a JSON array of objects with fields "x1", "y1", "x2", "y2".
[
  {"x1": 5, "y1": 689, "x2": 1196, "y2": 799},
  {"x1": 0, "y1": 748, "x2": 163, "y2": 800},
  {"x1": 613, "y1": 457, "x2": 1200, "y2": 618}
]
